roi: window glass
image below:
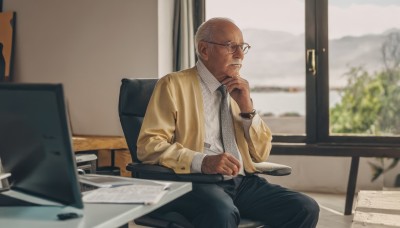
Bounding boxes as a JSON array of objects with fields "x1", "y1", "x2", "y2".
[
  {"x1": 328, "y1": 0, "x2": 400, "y2": 136},
  {"x1": 206, "y1": 0, "x2": 306, "y2": 135}
]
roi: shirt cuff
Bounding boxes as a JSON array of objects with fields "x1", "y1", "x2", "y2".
[
  {"x1": 190, "y1": 153, "x2": 207, "y2": 173},
  {"x1": 242, "y1": 113, "x2": 262, "y2": 139}
]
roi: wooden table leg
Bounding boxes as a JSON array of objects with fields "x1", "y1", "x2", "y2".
[
  {"x1": 110, "y1": 149, "x2": 116, "y2": 167},
  {"x1": 345, "y1": 156, "x2": 360, "y2": 215}
]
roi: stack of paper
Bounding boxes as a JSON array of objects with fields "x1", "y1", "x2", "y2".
[
  {"x1": 82, "y1": 184, "x2": 167, "y2": 205},
  {"x1": 79, "y1": 174, "x2": 171, "y2": 205},
  {"x1": 79, "y1": 174, "x2": 170, "y2": 188}
]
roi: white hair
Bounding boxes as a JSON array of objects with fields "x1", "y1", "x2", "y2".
[{"x1": 194, "y1": 17, "x2": 236, "y2": 57}]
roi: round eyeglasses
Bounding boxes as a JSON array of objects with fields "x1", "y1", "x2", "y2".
[{"x1": 203, "y1": 41, "x2": 251, "y2": 54}]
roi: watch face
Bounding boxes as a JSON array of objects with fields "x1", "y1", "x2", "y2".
[{"x1": 240, "y1": 110, "x2": 256, "y2": 119}]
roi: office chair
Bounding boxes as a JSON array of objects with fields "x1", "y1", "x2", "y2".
[{"x1": 118, "y1": 78, "x2": 292, "y2": 228}]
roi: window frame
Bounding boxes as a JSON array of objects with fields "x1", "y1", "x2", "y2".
[
  {"x1": 203, "y1": 0, "x2": 400, "y2": 147},
  {"x1": 313, "y1": 0, "x2": 400, "y2": 146}
]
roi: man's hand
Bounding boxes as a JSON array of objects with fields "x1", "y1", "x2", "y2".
[
  {"x1": 201, "y1": 153, "x2": 241, "y2": 176},
  {"x1": 221, "y1": 75, "x2": 253, "y2": 113}
]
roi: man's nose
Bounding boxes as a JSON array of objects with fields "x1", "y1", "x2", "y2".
[{"x1": 233, "y1": 47, "x2": 244, "y2": 59}]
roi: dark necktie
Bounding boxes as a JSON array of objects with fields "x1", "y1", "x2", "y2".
[{"x1": 217, "y1": 85, "x2": 240, "y2": 160}]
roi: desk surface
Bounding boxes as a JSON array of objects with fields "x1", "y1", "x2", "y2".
[
  {"x1": 0, "y1": 182, "x2": 191, "y2": 228},
  {"x1": 72, "y1": 135, "x2": 128, "y2": 152}
]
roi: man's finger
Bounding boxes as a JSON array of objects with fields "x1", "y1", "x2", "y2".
[{"x1": 225, "y1": 153, "x2": 241, "y2": 167}]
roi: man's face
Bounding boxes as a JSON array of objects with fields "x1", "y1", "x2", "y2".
[{"x1": 201, "y1": 22, "x2": 245, "y2": 82}]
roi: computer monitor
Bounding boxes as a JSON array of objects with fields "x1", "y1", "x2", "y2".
[{"x1": 0, "y1": 83, "x2": 83, "y2": 212}]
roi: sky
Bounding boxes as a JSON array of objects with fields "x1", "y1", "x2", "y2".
[{"x1": 206, "y1": 0, "x2": 400, "y2": 39}]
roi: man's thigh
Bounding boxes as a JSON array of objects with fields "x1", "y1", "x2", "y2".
[
  {"x1": 235, "y1": 175, "x2": 317, "y2": 227},
  {"x1": 156, "y1": 183, "x2": 239, "y2": 223}
]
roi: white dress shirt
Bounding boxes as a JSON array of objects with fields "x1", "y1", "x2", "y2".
[{"x1": 191, "y1": 60, "x2": 256, "y2": 177}]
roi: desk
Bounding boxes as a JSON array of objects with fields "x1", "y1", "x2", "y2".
[{"x1": 0, "y1": 181, "x2": 191, "y2": 228}]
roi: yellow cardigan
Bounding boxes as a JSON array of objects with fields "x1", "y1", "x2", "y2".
[{"x1": 137, "y1": 67, "x2": 273, "y2": 174}]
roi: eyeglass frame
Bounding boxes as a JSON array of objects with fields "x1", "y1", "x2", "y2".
[{"x1": 202, "y1": 40, "x2": 251, "y2": 54}]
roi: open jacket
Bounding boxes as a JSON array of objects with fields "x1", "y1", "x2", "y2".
[{"x1": 137, "y1": 67, "x2": 273, "y2": 174}]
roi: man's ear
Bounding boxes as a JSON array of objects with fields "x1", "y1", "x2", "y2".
[{"x1": 198, "y1": 41, "x2": 209, "y2": 61}]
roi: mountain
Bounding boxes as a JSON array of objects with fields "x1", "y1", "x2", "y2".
[{"x1": 241, "y1": 28, "x2": 400, "y2": 88}]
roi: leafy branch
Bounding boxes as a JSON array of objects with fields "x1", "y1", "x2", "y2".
[{"x1": 330, "y1": 31, "x2": 400, "y2": 182}]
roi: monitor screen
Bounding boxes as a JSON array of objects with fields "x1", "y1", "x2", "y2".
[{"x1": 0, "y1": 83, "x2": 83, "y2": 209}]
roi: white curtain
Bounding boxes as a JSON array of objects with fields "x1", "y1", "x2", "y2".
[{"x1": 173, "y1": 0, "x2": 204, "y2": 71}]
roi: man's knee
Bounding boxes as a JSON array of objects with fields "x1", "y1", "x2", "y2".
[
  {"x1": 211, "y1": 202, "x2": 240, "y2": 225},
  {"x1": 295, "y1": 194, "x2": 320, "y2": 226},
  {"x1": 303, "y1": 196, "x2": 320, "y2": 218},
  {"x1": 294, "y1": 193, "x2": 319, "y2": 213},
  {"x1": 193, "y1": 203, "x2": 240, "y2": 227}
]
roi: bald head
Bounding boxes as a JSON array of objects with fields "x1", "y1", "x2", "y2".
[
  {"x1": 194, "y1": 17, "x2": 245, "y2": 81},
  {"x1": 195, "y1": 17, "x2": 240, "y2": 57}
]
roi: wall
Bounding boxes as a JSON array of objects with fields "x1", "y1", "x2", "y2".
[
  {"x1": 158, "y1": 0, "x2": 174, "y2": 77},
  {"x1": 3, "y1": 0, "x2": 174, "y2": 136},
  {"x1": 266, "y1": 155, "x2": 384, "y2": 194}
]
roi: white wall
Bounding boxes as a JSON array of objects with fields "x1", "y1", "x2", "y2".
[
  {"x1": 158, "y1": 0, "x2": 174, "y2": 77},
  {"x1": 265, "y1": 155, "x2": 384, "y2": 194},
  {"x1": 3, "y1": 0, "x2": 174, "y2": 136}
]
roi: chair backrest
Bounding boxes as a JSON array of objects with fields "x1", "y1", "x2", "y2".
[{"x1": 118, "y1": 78, "x2": 158, "y2": 162}]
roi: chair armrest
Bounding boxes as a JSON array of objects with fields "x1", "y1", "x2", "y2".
[
  {"x1": 126, "y1": 163, "x2": 224, "y2": 183},
  {"x1": 253, "y1": 162, "x2": 292, "y2": 176}
]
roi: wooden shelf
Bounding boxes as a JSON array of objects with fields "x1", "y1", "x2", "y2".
[{"x1": 72, "y1": 135, "x2": 128, "y2": 152}]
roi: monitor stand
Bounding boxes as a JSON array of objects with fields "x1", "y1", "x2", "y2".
[
  {"x1": 0, "y1": 172, "x2": 38, "y2": 206},
  {"x1": 0, "y1": 189, "x2": 83, "y2": 217},
  {"x1": 0, "y1": 193, "x2": 38, "y2": 206}
]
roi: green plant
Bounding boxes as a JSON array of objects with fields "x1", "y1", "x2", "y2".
[
  {"x1": 330, "y1": 31, "x2": 400, "y2": 182},
  {"x1": 330, "y1": 67, "x2": 400, "y2": 135}
]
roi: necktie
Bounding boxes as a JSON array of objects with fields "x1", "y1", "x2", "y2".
[{"x1": 217, "y1": 85, "x2": 240, "y2": 160}]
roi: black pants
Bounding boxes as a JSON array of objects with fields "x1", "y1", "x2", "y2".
[{"x1": 156, "y1": 175, "x2": 319, "y2": 228}]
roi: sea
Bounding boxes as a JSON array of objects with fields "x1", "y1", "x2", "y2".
[{"x1": 251, "y1": 91, "x2": 342, "y2": 116}]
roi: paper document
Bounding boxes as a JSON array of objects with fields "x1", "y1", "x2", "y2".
[
  {"x1": 82, "y1": 184, "x2": 168, "y2": 205},
  {"x1": 79, "y1": 174, "x2": 171, "y2": 189}
]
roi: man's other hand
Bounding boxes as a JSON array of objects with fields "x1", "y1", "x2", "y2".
[{"x1": 201, "y1": 153, "x2": 241, "y2": 176}]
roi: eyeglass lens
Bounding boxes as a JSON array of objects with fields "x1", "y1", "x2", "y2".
[{"x1": 229, "y1": 43, "x2": 250, "y2": 54}]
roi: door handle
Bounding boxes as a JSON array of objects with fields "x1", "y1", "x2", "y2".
[{"x1": 306, "y1": 49, "x2": 316, "y2": 76}]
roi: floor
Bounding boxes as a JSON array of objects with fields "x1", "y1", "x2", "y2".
[
  {"x1": 129, "y1": 192, "x2": 354, "y2": 228},
  {"x1": 307, "y1": 192, "x2": 354, "y2": 228}
]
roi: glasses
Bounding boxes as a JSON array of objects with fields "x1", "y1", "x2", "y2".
[{"x1": 203, "y1": 41, "x2": 251, "y2": 54}]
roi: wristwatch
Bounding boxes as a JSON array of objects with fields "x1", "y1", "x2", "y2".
[{"x1": 239, "y1": 109, "x2": 256, "y2": 119}]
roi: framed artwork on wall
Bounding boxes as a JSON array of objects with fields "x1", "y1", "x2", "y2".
[{"x1": 0, "y1": 11, "x2": 16, "y2": 82}]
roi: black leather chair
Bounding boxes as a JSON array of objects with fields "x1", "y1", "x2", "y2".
[{"x1": 118, "y1": 78, "x2": 292, "y2": 228}]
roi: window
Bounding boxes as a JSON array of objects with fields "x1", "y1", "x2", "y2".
[
  {"x1": 328, "y1": 0, "x2": 400, "y2": 137},
  {"x1": 206, "y1": 0, "x2": 400, "y2": 145},
  {"x1": 207, "y1": 0, "x2": 306, "y2": 136}
]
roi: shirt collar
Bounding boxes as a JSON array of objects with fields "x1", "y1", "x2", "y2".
[{"x1": 196, "y1": 60, "x2": 222, "y2": 93}]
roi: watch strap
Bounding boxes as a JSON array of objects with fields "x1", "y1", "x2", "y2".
[{"x1": 239, "y1": 109, "x2": 256, "y2": 119}]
